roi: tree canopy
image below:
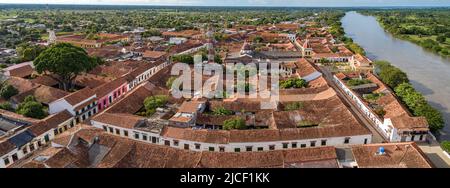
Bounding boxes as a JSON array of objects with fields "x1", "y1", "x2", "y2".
[
  {"x1": 17, "y1": 95, "x2": 48, "y2": 119},
  {"x1": 0, "y1": 83, "x2": 19, "y2": 100},
  {"x1": 33, "y1": 43, "x2": 98, "y2": 91},
  {"x1": 223, "y1": 117, "x2": 246, "y2": 130}
]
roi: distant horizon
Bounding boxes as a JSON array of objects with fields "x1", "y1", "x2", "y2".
[
  {"x1": 1, "y1": 0, "x2": 450, "y2": 7},
  {"x1": 1, "y1": 3, "x2": 450, "y2": 8}
]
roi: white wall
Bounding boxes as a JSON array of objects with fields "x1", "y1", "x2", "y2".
[{"x1": 92, "y1": 119, "x2": 372, "y2": 153}]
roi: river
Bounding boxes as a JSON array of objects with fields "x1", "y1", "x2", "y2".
[{"x1": 341, "y1": 11, "x2": 450, "y2": 140}]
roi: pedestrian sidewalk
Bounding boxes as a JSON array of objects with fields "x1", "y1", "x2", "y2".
[{"x1": 418, "y1": 142, "x2": 450, "y2": 168}]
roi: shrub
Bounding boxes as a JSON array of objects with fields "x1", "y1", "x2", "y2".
[
  {"x1": 280, "y1": 78, "x2": 308, "y2": 89},
  {"x1": 441, "y1": 141, "x2": 450, "y2": 153},
  {"x1": 0, "y1": 102, "x2": 14, "y2": 111},
  {"x1": 17, "y1": 95, "x2": 47, "y2": 119},
  {"x1": 223, "y1": 117, "x2": 246, "y2": 130},
  {"x1": 142, "y1": 95, "x2": 168, "y2": 116},
  {"x1": 0, "y1": 83, "x2": 19, "y2": 100},
  {"x1": 212, "y1": 106, "x2": 233, "y2": 116},
  {"x1": 347, "y1": 78, "x2": 372, "y2": 86}
]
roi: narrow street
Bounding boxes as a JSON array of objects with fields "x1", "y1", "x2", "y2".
[{"x1": 320, "y1": 66, "x2": 387, "y2": 143}]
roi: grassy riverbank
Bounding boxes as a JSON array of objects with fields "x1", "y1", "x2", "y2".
[{"x1": 359, "y1": 9, "x2": 450, "y2": 58}]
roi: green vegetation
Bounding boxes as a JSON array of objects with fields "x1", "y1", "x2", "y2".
[
  {"x1": 0, "y1": 83, "x2": 19, "y2": 100},
  {"x1": 395, "y1": 83, "x2": 444, "y2": 131},
  {"x1": 140, "y1": 95, "x2": 168, "y2": 116},
  {"x1": 347, "y1": 78, "x2": 372, "y2": 86},
  {"x1": 33, "y1": 43, "x2": 99, "y2": 91},
  {"x1": 375, "y1": 61, "x2": 444, "y2": 131},
  {"x1": 142, "y1": 28, "x2": 162, "y2": 37},
  {"x1": 223, "y1": 117, "x2": 246, "y2": 130},
  {"x1": 17, "y1": 95, "x2": 48, "y2": 119},
  {"x1": 171, "y1": 54, "x2": 194, "y2": 64},
  {"x1": 363, "y1": 93, "x2": 385, "y2": 102},
  {"x1": 166, "y1": 76, "x2": 178, "y2": 89},
  {"x1": 375, "y1": 61, "x2": 409, "y2": 89},
  {"x1": 361, "y1": 10, "x2": 450, "y2": 57},
  {"x1": 280, "y1": 78, "x2": 308, "y2": 89},
  {"x1": 284, "y1": 102, "x2": 304, "y2": 111},
  {"x1": 373, "y1": 106, "x2": 386, "y2": 117},
  {"x1": 212, "y1": 106, "x2": 233, "y2": 116},
  {"x1": 16, "y1": 43, "x2": 47, "y2": 63},
  {"x1": 0, "y1": 102, "x2": 14, "y2": 111},
  {"x1": 441, "y1": 141, "x2": 450, "y2": 153}
]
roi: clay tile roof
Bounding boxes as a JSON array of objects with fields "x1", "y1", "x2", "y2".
[
  {"x1": 161, "y1": 127, "x2": 230, "y2": 144},
  {"x1": 5, "y1": 63, "x2": 34, "y2": 78},
  {"x1": 295, "y1": 58, "x2": 318, "y2": 77},
  {"x1": 6, "y1": 77, "x2": 39, "y2": 93},
  {"x1": 335, "y1": 72, "x2": 348, "y2": 80},
  {"x1": 30, "y1": 75, "x2": 59, "y2": 87},
  {"x1": 11, "y1": 85, "x2": 69, "y2": 105},
  {"x1": 93, "y1": 77, "x2": 126, "y2": 98},
  {"x1": 63, "y1": 87, "x2": 96, "y2": 106},
  {"x1": 92, "y1": 113, "x2": 142, "y2": 129},
  {"x1": 44, "y1": 147, "x2": 79, "y2": 168},
  {"x1": 143, "y1": 50, "x2": 167, "y2": 59},
  {"x1": 28, "y1": 110, "x2": 73, "y2": 136},
  {"x1": 0, "y1": 140, "x2": 16, "y2": 156},
  {"x1": 351, "y1": 142, "x2": 433, "y2": 168},
  {"x1": 375, "y1": 93, "x2": 428, "y2": 130},
  {"x1": 177, "y1": 101, "x2": 204, "y2": 113}
]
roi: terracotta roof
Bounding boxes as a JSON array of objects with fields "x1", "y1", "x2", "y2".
[
  {"x1": 143, "y1": 50, "x2": 166, "y2": 59},
  {"x1": 177, "y1": 101, "x2": 205, "y2": 113},
  {"x1": 5, "y1": 63, "x2": 34, "y2": 78},
  {"x1": 162, "y1": 30, "x2": 201, "y2": 38},
  {"x1": 11, "y1": 85, "x2": 69, "y2": 105},
  {"x1": 28, "y1": 110, "x2": 73, "y2": 136},
  {"x1": 92, "y1": 113, "x2": 142, "y2": 129},
  {"x1": 376, "y1": 93, "x2": 428, "y2": 130},
  {"x1": 93, "y1": 77, "x2": 127, "y2": 98},
  {"x1": 74, "y1": 74, "x2": 113, "y2": 88},
  {"x1": 295, "y1": 58, "x2": 319, "y2": 77},
  {"x1": 0, "y1": 140, "x2": 15, "y2": 156},
  {"x1": 63, "y1": 87, "x2": 96, "y2": 106},
  {"x1": 351, "y1": 142, "x2": 433, "y2": 168},
  {"x1": 105, "y1": 82, "x2": 169, "y2": 114},
  {"x1": 6, "y1": 77, "x2": 39, "y2": 93},
  {"x1": 30, "y1": 75, "x2": 59, "y2": 87}
]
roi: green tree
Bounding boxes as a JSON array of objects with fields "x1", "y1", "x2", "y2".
[
  {"x1": 33, "y1": 43, "x2": 98, "y2": 91},
  {"x1": 17, "y1": 95, "x2": 47, "y2": 119},
  {"x1": 414, "y1": 104, "x2": 444, "y2": 131},
  {"x1": 376, "y1": 61, "x2": 409, "y2": 88},
  {"x1": 0, "y1": 83, "x2": 18, "y2": 99},
  {"x1": 212, "y1": 106, "x2": 233, "y2": 116},
  {"x1": 441, "y1": 141, "x2": 450, "y2": 153},
  {"x1": 436, "y1": 35, "x2": 446, "y2": 43},
  {"x1": 0, "y1": 102, "x2": 14, "y2": 111},
  {"x1": 143, "y1": 95, "x2": 168, "y2": 115},
  {"x1": 223, "y1": 117, "x2": 246, "y2": 130}
]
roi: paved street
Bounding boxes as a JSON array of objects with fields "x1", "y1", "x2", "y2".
[{"x1": 418, "y1": 141, "x2": 450, "y2": 168}]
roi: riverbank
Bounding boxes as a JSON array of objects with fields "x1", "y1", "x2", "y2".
[
  {"x1": 358, "y1": 10, "x2": 450, "y2": 58},
  {"x1": 341, "y1": 11, "x2": 450, "y2": 141}
]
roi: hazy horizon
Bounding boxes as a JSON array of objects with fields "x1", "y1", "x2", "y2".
[{"x1": 1, "y1": 0, "x2": 450, "y2": 7}]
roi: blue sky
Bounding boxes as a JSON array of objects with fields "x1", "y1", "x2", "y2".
[{"x1": 2, "y1": 0, "x2": 450, "y2": 7}]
